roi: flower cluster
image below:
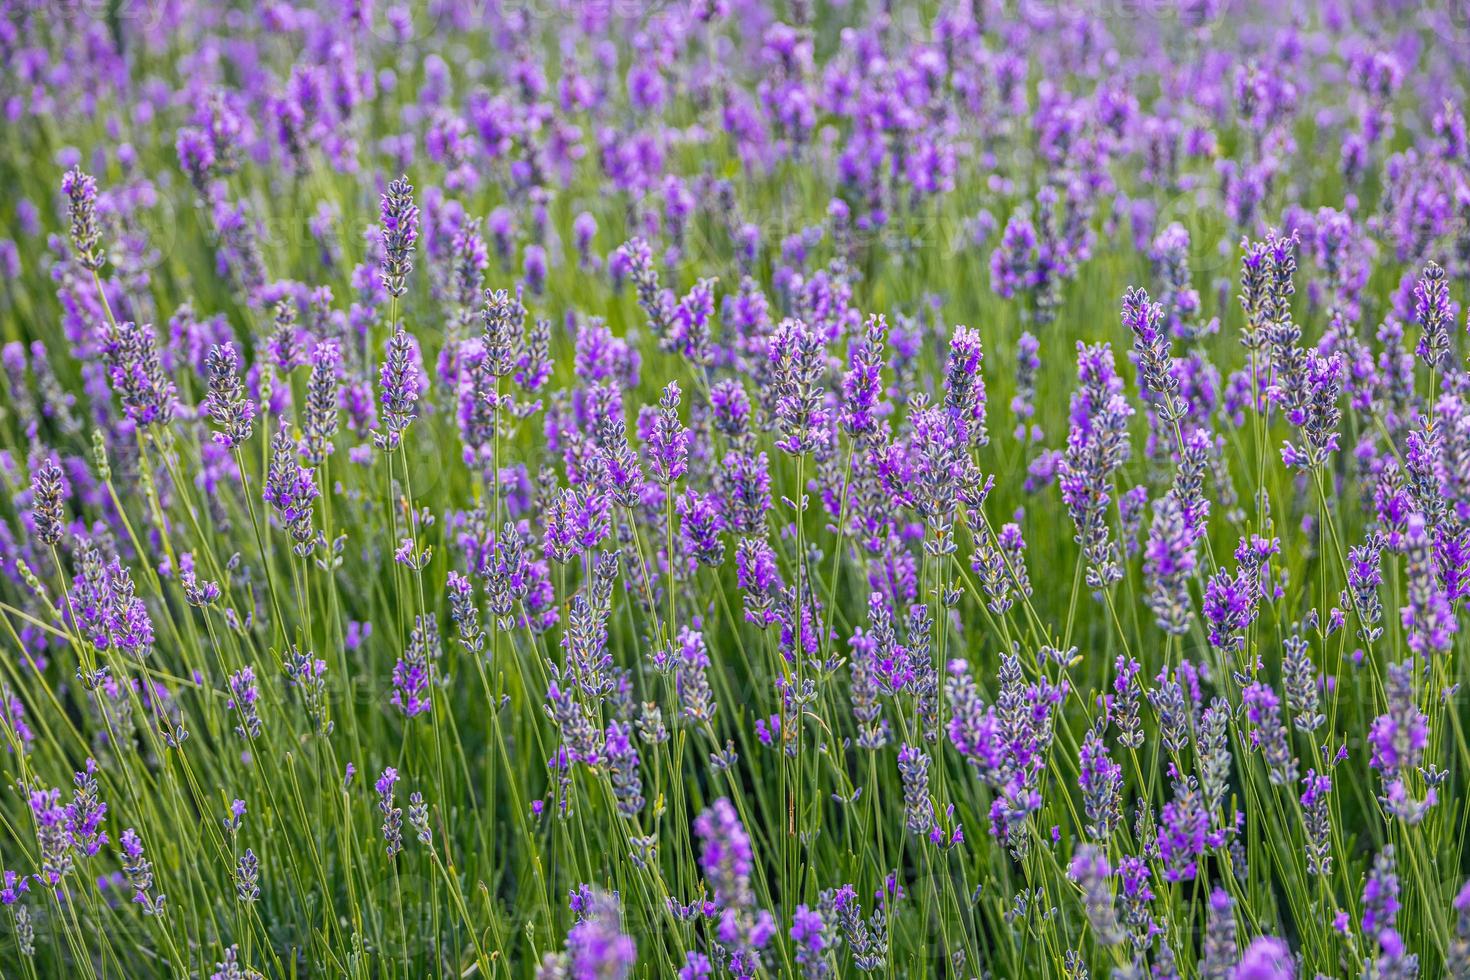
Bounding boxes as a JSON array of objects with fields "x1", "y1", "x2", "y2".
[{"x1": 1, "y1": 3, "x2": 1468, "y2": 978}]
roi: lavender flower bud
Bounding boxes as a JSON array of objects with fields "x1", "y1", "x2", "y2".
[
  {"x1": 1111, "y1": 657, "x2": 1143, "y2": 750},
  {"x1": 264, "y1": 427, "x2": 319, "y2": 555},
  {"x1": 235, "y1": 849, "x2": 260, "y2": 904},
  {"x1": 1413, "y1": 260, "x2": 1451, "y2": 369},
  {"x1": 1369, "y1": 660, "x2": 1434, "y2": 823},
  {"x1": 373, "y1": 326, "x2": 421, "y2": 452},
  {"x1": 1242, "y1": 681, "x2": 1297, "y2": 786},
  {"x1": 647, "y1": 382, "x2": 691, "y2": 484},
  {"x1": 283, "y1": 646, "x2": 332, "y2": 736},
  {"x1": 206, "y1": 343, "x2": 255, "y2": 449},
  {"x1": 407, "y1": 792, "x2": 431, "y2": 845},
  {"x1": 768, "y1": 318, "x2": 829, "y2": 456},
  {"x1": 119, "y1": 828, "x2": 166, "y2": 916},
  {"x1": 1060, "y1": 342, "x2": 1132, "y2": 589},
  {"x1": 896, "y1": 744, "x2": 934, "y2": 838},
  {"x1": 1281, "y1": 629, "x2": 1324, "y2": 732},
  {"x1": 841, "y1": 315, "x2": 886, "y2": 439},
  {"x1": 30, "y1": 457, "x2": 66, "y2": 546},
  {"x1": 62, "y1": 167, "x2": 105, "y2": 271},
  {"x1": 379, "y1": 176, "x2": 419, "y2": 297},
  {"x1": 1078, "y1": 725, "x2": 1122, "y2": 840},
  {"x1": 376, "y1": 768, "x2": 403, "y2": 858},
  {"x1": 1201, "y1": 888, "x2": 1237, "y2": 979},
  {"x1": 301, "y1": 339, "x2": 341, "y2": 466},
  {"x1": 481, "y1": 288, "x2": 525, "y2": 378},
  {"x1": 1121, "y1": 286, "x2": 1181, "y2": 417},
  {"x1": 604, "y1": 722, "x2": 644, "y2": 818},
  {"x1": 694, "y1": 797, "x2": 753, "y2": 909},
  {"x1": 943, "y1": 324, "x2": 988, "y2": 446},
  {"x1": 226, "y1": 667, "x2": 263, "y2": 739},
  {"x1": 1301, "y1": 770, "x2": 1333, "y2": 877},
  {"x1": 1068, "y1": 846, "x2": 1123, "y2": 946}
]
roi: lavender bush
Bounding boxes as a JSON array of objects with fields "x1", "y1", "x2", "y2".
[{"x1": 1, "y1": 2, "x2": 1469, "y2": 977}]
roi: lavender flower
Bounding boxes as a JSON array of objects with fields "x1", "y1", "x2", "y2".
[
  {"x1": 1343, "y1": 531, "x2": 1386, "y2": 642},
  {"x1": 376, "y1": 767, "x2": 403, "y2": 858},
  {"x1": 1201, "y1": 888, "x2": 1237, "y2": 979},
  {"x1": 1059, "y1": 342, "x2": 1132, "y2": 588},
  {"x1": 768, "y1": 318, "x2": 829, "y2": 455},
  {"x1": 1369, "y1": 660, "x2": 1434, "y2": 823},
  {"x1": 65, "y1": 760, "x2": 108, "y2": 858},
  {"x1": 391, "y1": 614, "x2": 438, "y2": 718},
  {"x1": 481, "y1": 288, "x2": 525, "y2": 378},
  {"x1": 790, "y1": 904, "x2": 833, "y2": 979},
  {"x1": 1301, "y1": 770, "x2": 1333, "y2": 877},
  {"x1": 1143, "y1": 492, "x2": 1196, "y2": 634},
  {"x1": 1239, "y1": 230, "x2": 1297, "y2": 350},
  {"x1": 1450, "y1": 879, "x2": 1470, "y2": 977},
  {"x1": 103, "y1": 321, "x2": 176, "y2": 428},
  {"x1": 694, "y1": 797, "x2": 752, "y2": 910},
  {"x1": 603, "y1": 722, "x2": 644, "y2": 818},
  {"x1": 263, "y1": 427, "x2": 319, "y2": 555},
  {"x1": 674, "y1": 627, "x2": 716, "y2": 724},
  {"x1": 896, "y1": 744, "x2": 934, "y2": 838},
  {"x1": 943, "y1": 324, "x2": 988, "y2": 446},
  {"x1": 841, "y1": 315, "x2": 886, "y2": 439},
  {"x1": 1121, "y1": 286, "x2": 1181, "y2": 418},
  {"x1": 446, "y1": 571, "x2": 485, "y2": 658},
  {"x1": 1363, "y1": 846, "x2": 1402, "y2": 940},
  {"x1": 1112, "y1": 657, "x2": 1144, "y2": 750},
  {"x1": 373, "y1": 326, "x2": 420, "y2": 451},
  {"x1": 206, "y1": 343, "x2": 256, "y2": 449},
  {"x1": 30, "y1": 787, "x2": 72, "y2": 885},
  {"x1": 1078, "y1": 725, "x2": 1122, "y2": 840},
  {"x1": 235, "y1": 849, "x2": 260, "y2": 904},
  {"x1": 1068, "y1": 846, "x2": 1123, "y2": 946},
  {"x1": 1413, "y1": 260, "x2": 1451, "y2": 369},
  {"x1": 1281, "y1": 629, "x2": 1323, "y2": 732},
  {"x1": 1012, "y1": 331, "x2": 1041, "y2": 441},
  {"x1": 30, "y1": 457, "x2": 66, "y2": 546},
  {"x1": 541, "y1": 888, "x2": 636, "y2": 979},
  {"x1": 1158, "y1": 780, "x2": 1217, "y2": 883},
  {"x1": 678, "y1": 490, "x2": 726, "y2": 567},
  {"x1": 1233, "y1": 936, "x2": 1293, "y2": 980},
  {"x1": 301, "y1": 339, "x2": 341, "y2": 465},
  {"x1": 1400, "y1": 513, "x2": 1455, "y2": 657},
  {"x1": 647, "y1": 383, "x2": 691, "y2": 484},
  {"x1": 379, "y1": 176, "x2": 419, "y2": 297},
  {"x1": 1242, "y1": 681, "x2": 1297, "y2": 785},
  {"x1": 62, "y1": 167, "x2": 104, "y2": 270},
  {"x1": 119, "y1": 828, "x2": 165, "y2": 916}
]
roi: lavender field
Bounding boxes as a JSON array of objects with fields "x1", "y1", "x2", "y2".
[{"x1": 2, "y1": 1, "x2": 1470, "y2": 977}]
